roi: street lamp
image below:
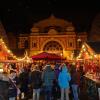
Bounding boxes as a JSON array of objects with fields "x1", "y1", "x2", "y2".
[
  {"x1": 74, "y1": 38, "x2": 82, "y2": 59},
  {"x1": 77, "y1": 38, "x2": 82, "y2": 49}
]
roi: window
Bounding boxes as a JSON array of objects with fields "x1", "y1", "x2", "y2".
[
  {"x1": 32, "y1": 42, "x2": 37, "y2": 48},
  {"x1": 34, "y1": 43, "x2": 37, "y2": 47},
  {"x1": 43, "y1": 41, "x2": 63, "y2": 51},
  {"x1": 69, "y1": 42, "x2": 72, "y2": 47}
]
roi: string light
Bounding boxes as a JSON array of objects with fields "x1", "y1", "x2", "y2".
[
  {"x1": 0, "y1": 38, "x2": 31, "y2": 62},
  {"x1": 76, "y1": 43, "x2": 98, "y2": 60}
]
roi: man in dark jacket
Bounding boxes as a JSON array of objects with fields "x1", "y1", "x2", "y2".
[
  {"x1": 42, "y1": 64, "x2": 55, "y2": 100},
  {"x1": 70, "y1": 65, "x2": 80, "y2": 100},
  {"x1": 19, "y1": 68, "x2": 29, "y2": 99},
  {"x1": 30, "y1": 65, "x2": 42, "y2": 100}
]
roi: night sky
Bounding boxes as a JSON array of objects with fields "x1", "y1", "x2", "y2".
[{"x1": 0, "y1": 0, "x2": 100, "y2": 34}]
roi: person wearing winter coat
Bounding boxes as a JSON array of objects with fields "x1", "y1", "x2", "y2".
[
  {"x1": 8, "y1": 70, "x2": 19, "y2": 100},
  {"x1": 0, "y1": 72, "x2": 9, "y2": 100},
  {"x1": 70, "y1": 65, "x2": 80, "y2": 100},
  {"x1": 30, "y1": 65, "x2": 42, "y2": 100},
  {"x1": 58, "y1": 63, "x2": 71, "y2": 100},
  {"x1": 19, "y1": 68, "x2": 29, "y2": 99},
  {"x1": 42, "y1": 64, "x2": 55, "y2": 100}
]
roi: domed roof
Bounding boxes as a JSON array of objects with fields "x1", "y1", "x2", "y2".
[
  {"x1": 48, "y1": 29, "x2": 58, "y2": 35},
  {"x1": 32, "y1": 15, "x2": 73, "y2": 32},
  {"x1": 31, "y1": 27, "x2": 39, "y2": 33}
]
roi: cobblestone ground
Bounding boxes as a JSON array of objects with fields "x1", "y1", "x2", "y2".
[
  {"x1": 18, "y1": 81, "x2": 99, "y2": 100},
  {"x1": 20, "y1": 89, "x2": 90, "y2": 100}
]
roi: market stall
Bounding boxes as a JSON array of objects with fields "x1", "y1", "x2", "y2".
[
  {"x1": 0, "y1": 38, "x2": 32, "y2": 73},
  {"x1": 32, "y1": 52, "x2": 65, "y2": 61},
  {"x1": 77, "y1": 41, "x2": 100, "y2": 100},
  {"x1": 84, "y1": 73, "x2": 100, "y2": 100},
  {"x1": 77, "y1": 41, "x2": 100, "y2": 72}
]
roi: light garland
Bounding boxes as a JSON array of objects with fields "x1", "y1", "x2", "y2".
[
  {"x1": 0, "y1": 38, "x2": 31, "y2": 62},
  {"x1": 76, "y1": 43, "x2": 98, "y2": 60}
]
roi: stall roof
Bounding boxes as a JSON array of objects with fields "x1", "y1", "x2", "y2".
[{"x1": 86, "y1": 41, "x2": 100, "y2": 54}]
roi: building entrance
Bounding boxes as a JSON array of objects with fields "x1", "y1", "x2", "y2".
[{"x1": 43, "y1": 41, "x2": 63, "y2": 56}]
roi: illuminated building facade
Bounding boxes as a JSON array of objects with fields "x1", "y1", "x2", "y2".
[{"x1": 18, "y1": 15, "x2": 87, "y2": 60}]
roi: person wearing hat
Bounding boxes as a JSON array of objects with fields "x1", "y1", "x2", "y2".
[
  {"x1": 58, "y1": 63, "x2": 71, "y2": 100},
  {"x1": 42, "y1": 64, "x2": 55, "y2": 100}
]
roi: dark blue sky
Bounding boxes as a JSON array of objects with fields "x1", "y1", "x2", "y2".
[{"x1": 0, "y1": 0, "x2": 100, "y2": 34}]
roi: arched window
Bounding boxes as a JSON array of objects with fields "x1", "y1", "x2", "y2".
[{"x1": 43, "y1": 41, "x2": 63, "y2": 52}]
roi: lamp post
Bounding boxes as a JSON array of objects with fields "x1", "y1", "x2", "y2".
[
  {"x1": 74, "y1": 38, "x2": 82, "y2": 59},
  {"x1": 77, "y1": 38, "x2": 82, "y2": 49}
]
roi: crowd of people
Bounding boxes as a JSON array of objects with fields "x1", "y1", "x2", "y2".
[{"x1": 0, "y1": 61, "x2": 85, "y2": 100}]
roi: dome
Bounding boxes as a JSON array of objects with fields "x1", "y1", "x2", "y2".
[
  {"x1": 66, "y1": 26, "x2": 75, "y2": 31},
  {"x1": 48, "y1": 29, "x2": 58, "y2": 35},
  {"x1": 31, "y1": 27, "x2": 39, "y2": 33},
  {"x1": 32, "y1": 15, "x2": 73, "y2": 32}
]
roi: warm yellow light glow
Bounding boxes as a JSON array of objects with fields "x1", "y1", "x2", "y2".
[
  {"x1": 7, "y1": 50, "x2": 11, "y2": 53},
  {"x1": 83, "y1": 48, "x2": 86, "y2": 51},
  {"x1": 90, "y1": 55, "x2": 93, "y2": 59},
  {"x1": 82, "y1": 45, "x2": 85, "y2": 48},
  {"x1": 0, "y1": 69, "x2": 3, "y2": 72},
  {"x1": 0, "y1": 38, "x2": 31, "y2": 62},
  {"x1": 60, "y1": 53, "x2": 63, "y2": 56},
  {"x1": 80, "y1": 50, "x2": 82, "y2": 53},
  {"x1": 86, "y1": 52, "x2": 88, "y2": 55},
  {"x1": 94, "y1": 54, "x2": 97, "y2": 58}
]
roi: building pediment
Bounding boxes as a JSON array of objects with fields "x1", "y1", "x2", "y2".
[
  {"x1": 48, "y1": 29, "x2": 58, "y2": 35},
  {"x1": 31, "y1": 15, "x2": 74, "y2": 32}
]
